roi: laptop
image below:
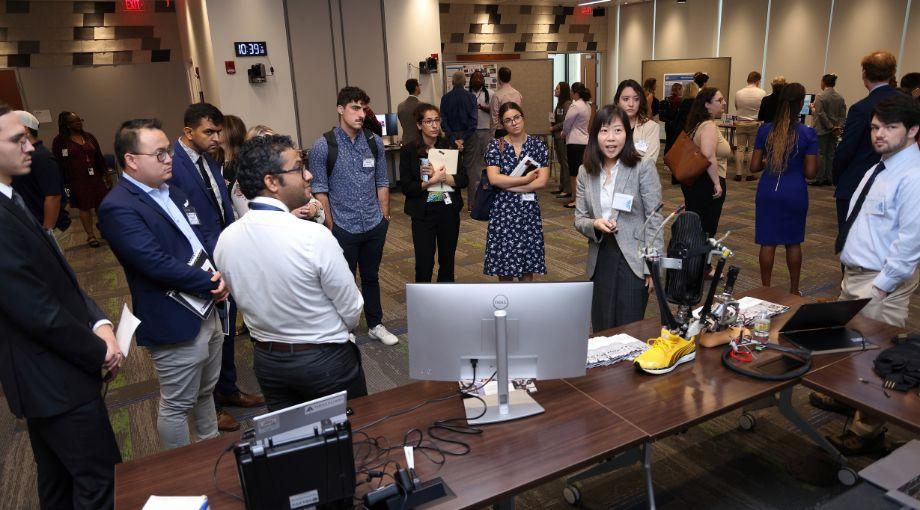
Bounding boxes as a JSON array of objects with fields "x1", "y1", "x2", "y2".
[
  {"x1": 778, "y1": 298, "x2": 875, "y2": 355},
  {"x1": 861, "y1": 439, "x2": 920, "y2": 509}
]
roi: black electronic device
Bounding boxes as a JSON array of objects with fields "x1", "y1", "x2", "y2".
[
  {"x1": 779, "y1": 298, "x2": 874, "y2": 354},
  {"x1": 235, "y1": 41, "x2": 268, "y2": 57},
  {"x1": 419, "y1": 56, "x2": 439, "y2": 74},
  {"x1": 362, "y1": 467, "x2": 450, "y2": 509},
  {"x1": 248, "y1": 63, "x2": 267, "y2": 84},
  {"x1": 234, "y1": 419, "x2": 355, "y2": 509},
  {"x1": 664, "y1": 211, "x2": 710, "y2": 308}
]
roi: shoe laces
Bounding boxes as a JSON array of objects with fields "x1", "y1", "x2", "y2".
[{"x1": 645, "y1": 335, "x2": 678, "y2": 354}]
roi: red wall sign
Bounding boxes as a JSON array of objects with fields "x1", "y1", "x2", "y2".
[{"x1": 123, "y1": 0, "x2": 145, "y2": 11}]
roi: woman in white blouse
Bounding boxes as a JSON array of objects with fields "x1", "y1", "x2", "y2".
[
  {"x1": 562, "y1": 82, "x2": 592, "y2": 208},
  {"x1": 615, "y1": 79, "x2": 661, "y2": 164}
]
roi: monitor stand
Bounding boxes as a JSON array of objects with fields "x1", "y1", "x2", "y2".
[{"x1": 465, "y1": 310, "x2": 544, "y2": 425}]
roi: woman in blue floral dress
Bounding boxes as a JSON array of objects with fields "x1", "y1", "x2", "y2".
[{"x1": 483, "y1": 102, "x2": 550, "y2": 281}]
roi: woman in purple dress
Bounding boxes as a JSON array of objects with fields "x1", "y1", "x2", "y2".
[{"x1": 750, "y1": 82, "x2": 818, "y2": 295}]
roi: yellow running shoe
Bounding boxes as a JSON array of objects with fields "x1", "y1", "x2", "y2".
[{"x1": 634, "y1": 328, "x2": 697, "y2": 375}]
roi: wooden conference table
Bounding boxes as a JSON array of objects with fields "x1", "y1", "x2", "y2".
[{"x1": 114, "y1": 287, "x2": 905, "y2": 509}]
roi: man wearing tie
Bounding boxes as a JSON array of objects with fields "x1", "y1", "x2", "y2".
[
  {"x1": 169, "y1": 103, "x2": 263, "y2": 431},
  {"x1": 98, "y1": 119, "x2": 230, "y2": 449},
  {"x1": 827, "y1": 95, "x2": 920, "y2": 454},
  {"x1": 0, "y1": 104, "x2": 122, "y2": 508}
]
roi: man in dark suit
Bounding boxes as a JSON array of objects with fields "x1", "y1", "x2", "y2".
[
  {"x1": 169, "y1": 103, "x2": 263, "y2": 431},
  {"x1": 0, "y1": 104, "x2": 122, "y2": 508},
  {"x1": 832, "y1": 51, "x2": 903, "y2": 230},
  {"x1": 98, "y1": 119, "x2": 230, "y2": 450}
]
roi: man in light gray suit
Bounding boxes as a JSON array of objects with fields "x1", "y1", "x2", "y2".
[
  {"x1": 811, "y1": 73, "x2": 847, "y2": 186},
  {"x1": 397, "y1": 79, "x2": 421, "y2": 146}
]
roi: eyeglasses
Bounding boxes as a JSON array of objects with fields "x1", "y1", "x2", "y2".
[
  {"x1": 272, "y1": 163, "x2": 310, "y2": 182},
  {"x1": 421, "y1": 118, "x2": 441, "y2": 126},
  {"x1": 502, "y1": 114, "x2": 524, "y2": 125},
  {"x1": 130, "y1": 147, "x2": 174, "y2": 163}
]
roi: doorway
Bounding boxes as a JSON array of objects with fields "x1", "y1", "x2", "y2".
[{"x1": 549, "y1": 52, "x2": 601, "y2": 108}]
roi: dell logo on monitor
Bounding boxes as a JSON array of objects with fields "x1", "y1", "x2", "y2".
[{"x1": 492, "y1": 295, "x2": 509, "y2": 310}]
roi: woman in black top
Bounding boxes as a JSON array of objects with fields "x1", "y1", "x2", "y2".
[{"x1": 400, "y1": 103, "x2": 468, "y2": 282}]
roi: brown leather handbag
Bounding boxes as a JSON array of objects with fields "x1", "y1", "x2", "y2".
[{"x1": 664, "y1": 129, "x2": 710, "y2": 186}]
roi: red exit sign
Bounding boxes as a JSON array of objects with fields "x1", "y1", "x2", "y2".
[
  {"x1": 123, "y1": 0, "x2": 144, "y2": 11},
  {"x1": 580, "y1": 7, "x2": 593, "y2": 15}
]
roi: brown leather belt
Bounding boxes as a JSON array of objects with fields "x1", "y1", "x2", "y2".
[{"x1": 253, "y1": 340, "x2": 322, "y2": 353}]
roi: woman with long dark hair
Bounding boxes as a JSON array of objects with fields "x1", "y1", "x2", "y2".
[
  {"x1": 52, "y1": 111, "x2": 110, "y2": 247},
  {"x1": 574, "y1": 105, "x2": 662, "y2": 330},
  {"x1": 642, "y1": 77, "x2": 659, "y2": 119},
  {"x1": 562, "y1": 82, "x2": 592, "y2": 208},
  {"x1": 400, "y1": 103, "x2": 468, "y2": 282},
  {"x1": 682, "y1": 87, "x2": 731, "y2": 277},
  {"x1": 216, "y1": 115, "x2": 248, "y2": 219},
  {"x1": 615, "y1": 79, "x2": 661, "y2": 163},
  {"x1": 749, "y1": 83, "x2": 818, "y2": 295},
  {"x1": 550, "y1": 81, "x2": 573, "y2": 197},
  {"x1": 483, "y1": 102, "x2": 549, "y2": 281}
]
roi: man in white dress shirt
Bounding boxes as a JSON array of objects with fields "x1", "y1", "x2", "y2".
[{"x1": 214, "y1": 134, "x2": 367, "y2": 411}]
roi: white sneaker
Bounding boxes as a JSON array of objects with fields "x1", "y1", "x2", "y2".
[
  {"x1": 368, "y1": 324, "x2": 399, "y2": 346},
  {"x1": 348, "y1": 332, "x2": 356, "y2": 343}
]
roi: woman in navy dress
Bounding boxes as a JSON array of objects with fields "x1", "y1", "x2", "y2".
[
  {"x1": 750, "y1": 82, "x2": 818, "y2": 295},
  {"x1": 483, "y1": 102, "x2": 549, "y2": 281}
]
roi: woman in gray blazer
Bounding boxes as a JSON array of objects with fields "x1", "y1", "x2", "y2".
[{"x1": 575, "y1": 105, "x2": 663, "y2": 331}]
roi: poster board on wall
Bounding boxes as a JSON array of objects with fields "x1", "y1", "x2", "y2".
[
  {"x1": 641, "y1": 57, "x2": 731, "y2": 100},
  {"x1": 443, "y1": 59, "x2": 553, "y2": 134}
]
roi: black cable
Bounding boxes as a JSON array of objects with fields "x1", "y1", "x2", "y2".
[{"x1": 213, "y1": 444, "x2": 244, "y2": 502}]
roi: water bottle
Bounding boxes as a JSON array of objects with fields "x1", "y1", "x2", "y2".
[
  {"x1": 752, "y1": 311, "x2": 771, "y2": 342},
  {"x1": 421, "y1": 158, "x2": 429, "y2": 182}
]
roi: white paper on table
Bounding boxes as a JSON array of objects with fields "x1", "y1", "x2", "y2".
[
  {"x1": 142, "y1": 495, "x2": 208, "y2": 510},
  {"x1": 116, "y1": 303, "x2": 141, "y2": 358},
  {"x1": 427, "y1": 148, "x2": 458, "y2": 192}
]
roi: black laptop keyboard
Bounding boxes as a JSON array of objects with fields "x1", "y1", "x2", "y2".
[{"x1": 898, "y1": 473, "x2": 920, "y2": 497}]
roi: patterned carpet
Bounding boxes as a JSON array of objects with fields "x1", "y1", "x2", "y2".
[{"x1": 0, "y1": 154, "x2": 917, "y2": 509}]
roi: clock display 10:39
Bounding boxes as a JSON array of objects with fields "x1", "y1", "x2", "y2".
[{"x1": 235, "y1": 42, "x2": 267, "y2": 57}]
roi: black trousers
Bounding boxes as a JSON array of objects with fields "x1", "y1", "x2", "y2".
[
  {"x1": 681, "y1": 176, "x2": 727, "y2": 238},
  {"x1": 26, "y1": 396, "x2": 121, "y2": 510},
  {"x1": 332, "y1": 218, "x2": 389, "y2": 328},
  {"x1": 411, "y1": 202, "x2": 461, "y2": 282},
  {"x1": 253, "y1": 341, "x2": 368, "y2": 412},
  {"x1": 567, "y1": 143, "x2": 586, "y2": 176},
  {"x1": 591, "y1": 235, "x2": 649, "y2": 332},
  {"x1": 214, "y1": 299, "x2": 240, "y2": 399}
]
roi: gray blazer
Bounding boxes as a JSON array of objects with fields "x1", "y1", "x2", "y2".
[
  {"x1": 574, "y1": 158, "x2": 663, "y2": 279},
  {"x1": 813, "y1": 88, "x2": 847, "y2": 136}
]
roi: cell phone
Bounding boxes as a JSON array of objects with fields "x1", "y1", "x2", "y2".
[{"x1": 521, "y1": 160, "x2": 538, "y2": 176}]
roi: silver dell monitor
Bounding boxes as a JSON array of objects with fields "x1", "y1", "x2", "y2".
[{"x1": 407, "y1": 282, "x2": 592, "y2": 424}]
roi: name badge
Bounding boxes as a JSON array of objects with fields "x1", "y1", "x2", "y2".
[
  {"x1": 185, "y1": 205, "x2": 200, "y2": 225},
  {"x1": 865, "y1": 198, "x2": 885, "y2": 216},
  {"x1": 443, "y1": 193, "x2": 453, "y2": 205},
  {"x1": 87, "y1": 167, "x2": 95, "y2": 176},
  {"x1": 635, "y1": 140, "x2": 649, "y2": 153},
  {"x1": 613, "y1": 193, "x2": 633, "y2": 212},
  {"x1": 363, "y1": 158, "x2": 375, "y2": 168},
  {"x1": 62, "y1": 149, "x2": 69, "y2": 157},
  {"x1": 521, "y1": 193, "x2": 536, "y2": 202}
]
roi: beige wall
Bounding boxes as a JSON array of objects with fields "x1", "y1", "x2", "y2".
[
  {"x1": 203, "y1": 0, "x2": 298, "y2": 141},
  {"x1": 383, "y1": 0, "x2": 443, "y2": 113},
  {"x1": 720, "y1": 0, "x2": 769, "y2": 108},
  {"x1": 654, "y1": 0, "x2": 719, "y2": 60},
  {"x1": 618, "y1": 1, "x2": 653, "y2": 92},
  {"x1": 616, "y1": 0, "x2": 919, "y2": 116},
  {"x1": 826, "y1": 0, "x2": 907, "y2": 103}
]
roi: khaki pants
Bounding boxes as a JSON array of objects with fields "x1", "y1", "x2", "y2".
[
  {"x1": 733, "y1": 121, "x2": 760, "y2": 178},
  {"x1": 839, "y1": 266, "x2": 919, "y2": 436}
]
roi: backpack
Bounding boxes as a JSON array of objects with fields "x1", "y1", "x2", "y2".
[
  {"x1": 321, "y1": 128, "x2": 380, "y2": 177},
  {"x1": 470, "y1": 138, "x2": 504, "y2": 221}
]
